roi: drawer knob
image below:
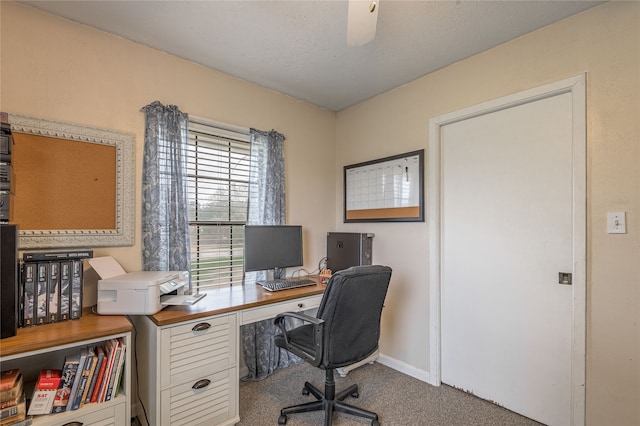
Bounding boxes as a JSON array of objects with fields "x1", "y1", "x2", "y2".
[
  {"x1": 298, "y1": 303, "x2": 303, "y2": 308},
  {"x1": 192, "y1": 379, "x2": 211, "y2": 389},
  {"x1": 192, "y1": 322, "x2": 211, "y2": 332}
]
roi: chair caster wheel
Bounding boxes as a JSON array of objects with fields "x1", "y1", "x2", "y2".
[
  {"x1": 278, "y1": 414, "x2": 287, "y2": 424},
  {"x1": 371, "y1": 420, "x2": 380, "y2": 426},
  {"x1": 351, "y1": 391, "x2": 359, "y2": 398},
  {"x1": 302, "y1": 387, "x2": 310, "y2": 396}
]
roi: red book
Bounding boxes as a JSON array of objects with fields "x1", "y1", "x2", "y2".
[
  {"x1": 89, "y1": 346, "x2": 109, "y2": 404},
  {"x1": 98, "y1": 339, "x2": 119, "y2": 403},
  {"x1": 34, "y1": 369, "x2": 61, "y2": 389},
  {"x1": 84, "y1": 346, "x2": 104, "y2": 404},
  {"x1": 27, "y1": 369, "x2": 61, "y2": 415}
]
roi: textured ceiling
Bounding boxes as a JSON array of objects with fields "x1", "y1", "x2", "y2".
[{"x1": 21, "y1": 0, "x2": 604, "y2": 111}]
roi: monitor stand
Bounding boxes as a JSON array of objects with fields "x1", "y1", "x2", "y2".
[{"x1": 270, "y1": 267, "x2": 286, "y2": 280}]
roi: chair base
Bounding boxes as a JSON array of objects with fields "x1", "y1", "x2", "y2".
[{"x1": 278, "y1": 369, "x2": 379, "y2": 426}]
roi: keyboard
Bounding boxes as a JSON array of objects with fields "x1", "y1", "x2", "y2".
[{"x1": 258, "y1": 278, "x2": 316, "y2": 292}]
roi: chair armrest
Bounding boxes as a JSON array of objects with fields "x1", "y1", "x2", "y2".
[
  {"x1": 275, "y1": 312, "x2": 324, "y2": 367},
  {"x1": 275, "y1": 311, "x2": 321, "y2": 325}
]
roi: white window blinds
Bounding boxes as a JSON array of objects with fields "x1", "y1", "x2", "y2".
[{"x1": 187, "y1": 120, "x2": 250, "y2": 290}]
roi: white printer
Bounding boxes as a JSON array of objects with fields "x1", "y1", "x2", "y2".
[{"x1": 90, "y1": 256, "x2": 204, "y2": 315}]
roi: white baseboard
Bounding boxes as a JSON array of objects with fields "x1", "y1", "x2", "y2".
[
  {"x1": 236, "y1": 350, "x2": 431, "y2": 386},
  {"x1": 376, "y1": 353, "x2": 431, "y2": 384}
]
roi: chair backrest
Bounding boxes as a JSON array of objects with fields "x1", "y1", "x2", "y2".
[{"x1": 316, "y1": 265, "x2": 392, "y2": 368}]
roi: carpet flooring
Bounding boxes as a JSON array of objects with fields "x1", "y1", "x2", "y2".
[{"x1": 238, "y1": 362, "x2": 543, "y2": 426}]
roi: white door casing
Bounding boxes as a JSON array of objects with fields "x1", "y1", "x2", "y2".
[{"x1": 427, "y1": 75, "x2": 586, "y2": 425}]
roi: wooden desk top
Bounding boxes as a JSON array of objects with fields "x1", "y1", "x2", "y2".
[
  {"x1": 148, "y1": 275, "x2": 326, "y2": 327},
  {"x1": 0, "y1": 277, "x2": 326, "y2": 356},
  {"x1": 0, "y1": 309, "x2": 132, "y2": 358}
]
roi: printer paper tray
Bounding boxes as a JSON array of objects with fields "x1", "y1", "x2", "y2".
[{"x1": 161, "y1": 293, "x2": 206, "y2": 306}]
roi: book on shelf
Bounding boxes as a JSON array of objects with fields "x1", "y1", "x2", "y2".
[
  {"x1": 66, "y1": 349, "x2": 89, "y2": 411},
  {"x1": 0, "y1": 370, "x2": 20, "y2": 394},
  {"x1": 20, "y1": 258, "x2": 84, "y2": 328},
  {"x1": 79, "y1": 346, "x2": 99, "y2": 408},
  {"x1": 17, "y1": 270, "x2": 24, "y2": 330},
  {"x1": 69, "y1": 260, "x2": 83, "y2": 320},
  {"x1": 51, "y1": 354, "x2": 79, "y2": 414},
  {"x1": 111, "y1": 339, "x2": 127, "y2": 398},
  {"x1": 26, "y1": 369, "x2": 60, "y2": 416},
  {"x1": 21, "y1": 263, "x2": 35, "y2": 327},
  {"x1": 0, "y1": 377, "x2": 23, "y2": 410},
  {"x1": 0, "y1": 370, "x2": 23, "y2": 419},
  {"x1": 84, "y1": 345, "x2": 105, "y2": 405},
  {"x1": 98, "y1": 339, "x2": 118, "y2": 403},
  {"x1": 89, "y1": 346, "x2": 108, "y2": 404},
  {"x1": 71, "y1": 347, "x2": 95, "y2": 410},
  {"x1": 22, "y1": 250, "x2": 93, "y2": 262},
  {"x1": 46, "y1": 262, "x2": 60, "y2": 323},
  {"x1": 35, "y1": 263, "x2": 48, "y2": 325},
  {"x1": 100, "y1": 338, "x2": 126, "y2": 403},
  {"x1": 105, "y1": 339, "x2": 125, "y2": 402},
  {"x1": 0, "y1": 394, "x2": 25, "y2": 425},
  {"x1": 58, "y1": 261, "x2": 71, "y2": 321}
]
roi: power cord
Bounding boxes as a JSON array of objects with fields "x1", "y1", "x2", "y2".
[
  {"x1": 290, "y1": 257, "x2": 328, "y2": 278},
  {"x1": 126, "y1": 316, "x2": 150, "y2": 426}
]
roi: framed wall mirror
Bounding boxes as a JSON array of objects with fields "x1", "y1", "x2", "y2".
[{"x1": 7, "y1": 113, "x2": 134, "y2": 249}]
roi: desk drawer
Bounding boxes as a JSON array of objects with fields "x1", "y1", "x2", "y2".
[
  {"x1": 34, "y1": 402, "x2": 126, "y2": 426},
  {"x1": 160, "y1": 313, "x2": 236, "y2": 388},
  {"x1": 160, "y1": 368, "x2": 237, "y2": 426},
  {"x1": 240, "y1": 295, "x2": 322, "y2": 325}
]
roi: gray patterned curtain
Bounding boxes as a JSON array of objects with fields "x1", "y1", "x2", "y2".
[
  {"x1": 241, "y1": 128, "x2": 304, "y2": 380},
  {"x1": 140, "y1": 101, "x2": 191, "y2": 288},
  {"x1": 247, "y1": 128, "x2": 286, "y2": 227}
]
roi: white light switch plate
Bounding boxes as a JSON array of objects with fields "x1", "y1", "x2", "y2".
[{"x1": 607, "y1": 212, "x2": 626, "y2": 234}]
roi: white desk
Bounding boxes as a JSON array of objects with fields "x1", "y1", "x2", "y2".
[{"x1": 131, "y1": 277, "x2": 325, "y2": 426}]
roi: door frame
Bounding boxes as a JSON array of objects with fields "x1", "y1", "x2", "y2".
[{"x1": 427, "y1": 75, "x2": 586, "y2": 425}]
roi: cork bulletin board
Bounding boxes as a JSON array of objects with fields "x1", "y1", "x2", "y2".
[
  {"x1": 344, "y1": 149, "x2": 424, "y2": 222},
  {"x1": 12, "y1": 132, "x2": 117, "y2": 230}
]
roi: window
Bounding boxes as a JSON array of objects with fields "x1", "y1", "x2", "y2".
[{"x1": 187, "y1": 119, "x2": 250, "y2": 290}]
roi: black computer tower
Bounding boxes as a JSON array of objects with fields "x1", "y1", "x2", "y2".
[
  {"x1": 326, "y1": 232, "x2": 374, "y2": 273},
  {"x1": 1, "y1": 224, "x2": 18, "y2": 338}
]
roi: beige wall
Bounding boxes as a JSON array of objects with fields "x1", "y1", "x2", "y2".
[
  {"x1": 1, "y1": 1, "x2": 336, "y2": 281},
  {"x1": 3, "y1": 1, "x2": 639, "y2": 425},
  {"x1": 336, "y1": 2, "x2": 639, "y2": 425}
]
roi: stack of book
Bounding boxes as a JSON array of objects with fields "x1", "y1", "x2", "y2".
[
  {"x1": 0, "y1": 369, "x2": 29, "y2": 426},
  {"x1": 19, "y1": 250, "x2": 93, "y2": 327},
  {"x1": 46, "y1": 337, "x2": 126, "y2": 416}
]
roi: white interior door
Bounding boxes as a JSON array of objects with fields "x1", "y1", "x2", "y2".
[{"x1": 428, "y1": 76, "x2": 586, "y2": 426}]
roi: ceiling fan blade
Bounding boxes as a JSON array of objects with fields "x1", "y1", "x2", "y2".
[{"x1": 347, "y1": 0, "x2": 379, "y2": 47}]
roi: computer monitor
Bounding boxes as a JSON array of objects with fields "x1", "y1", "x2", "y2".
[{"x1": 243, "y1": 225, "x2": 303, "y2": 277}]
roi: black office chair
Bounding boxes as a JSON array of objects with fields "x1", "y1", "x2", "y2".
[{"x1": 274, "y1": 265, "x2": 392, "y2": 426}]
